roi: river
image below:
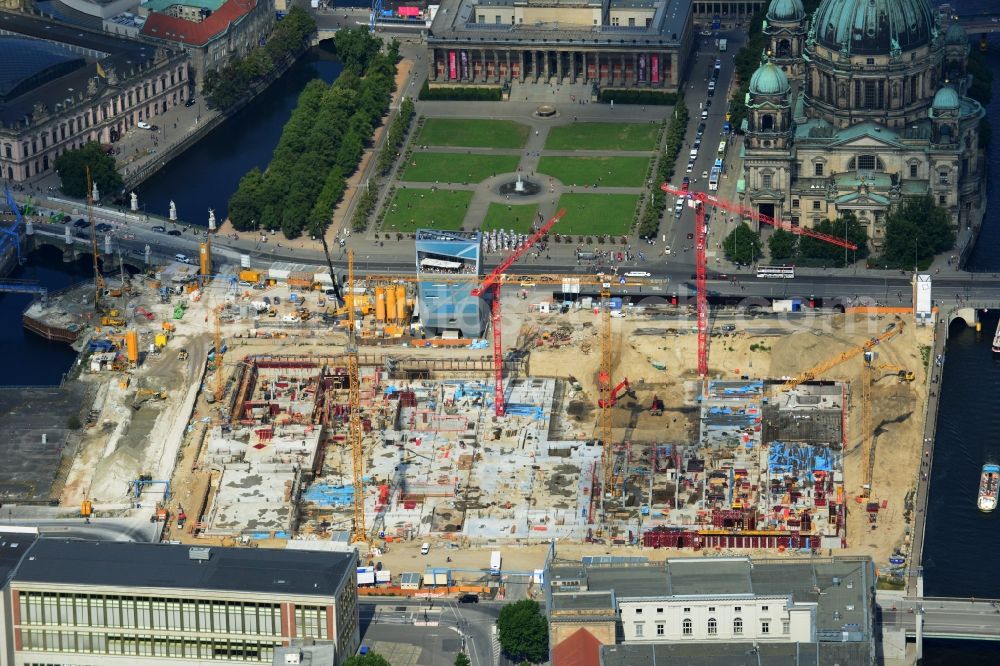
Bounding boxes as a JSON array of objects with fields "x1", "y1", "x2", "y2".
[
  {"x1": 0, "y1": 44, "x2": 343, "y2": 386},
  {"x1": 134, "y1": 43, "x2": 344, "y2": 224}
]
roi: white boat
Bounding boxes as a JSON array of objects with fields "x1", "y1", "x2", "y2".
[{"x1": 979, "y1": 464, "x2": 999, "y2": 512}]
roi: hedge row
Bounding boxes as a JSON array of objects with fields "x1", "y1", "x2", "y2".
[
  {"x1": 637, "y1": 96, "x2": 688, "y2": 238},
  {"x1": 419, "y1": 82, "x2": 502, "y2": 101},
  {"x1": 598, "y1": 89, "x2": 679, "y2": 106},
  {"x1": 376, "y1": 98, "x2": 415, "y2": 177}
]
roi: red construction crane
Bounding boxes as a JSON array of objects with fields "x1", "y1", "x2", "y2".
[
  {"x1": 472, "y1": 209, "x2": 566, "y2": 416},
  {"x1": 659, "y1": 184, "x2": 857, "y2": 380}
]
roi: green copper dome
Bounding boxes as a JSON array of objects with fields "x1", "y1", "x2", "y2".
[
  {"x1": 945, "y1": 23, "x2": 968, "y2": 45},
  {"x1": 749, "y1": 60, "x2": 791, "y2": 95},
  {"x1": 812, "y1": 0, "x2": 936, "y2": 55},
  {"x1": 767, "y1": 0, "x2": 805, "y2": 22},
  {"x1": 932, "y1": 86, "x2": 959, "y2": 110}
]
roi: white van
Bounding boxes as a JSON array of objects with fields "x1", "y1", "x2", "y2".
[
  {"x1": 174, "y1": 253, "x2": 190, "y2": 264},
  {"x1": 625, "y1": 271, "x2": 651, "y2": 278},
  {"x1": 420, "y1": 542, "x2": 430, "y2": 555},
  {"x1": 689, "y1": 149, "x2": 699, "y2": 160}
]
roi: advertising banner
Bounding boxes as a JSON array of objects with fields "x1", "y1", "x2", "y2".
[
  {"x1": 651, "y1": 55, "x2": 660, "y2": 84},
  {"x1": 638, "y1": 54, "x2": 646, "y2": 82},
  {"x1": 461, "y1": 51, "x2": 469, "y2": 79},
  {"x1": 449, "y1": 51, "x2": 457, "y2": 80}
]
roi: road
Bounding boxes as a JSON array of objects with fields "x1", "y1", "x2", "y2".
[
  {"x1": 360, "y1": 597, "x2": 506, "y2": 666},
  {"x1": 881, "y1": 597, "x2": 1000, "y2": 641}
]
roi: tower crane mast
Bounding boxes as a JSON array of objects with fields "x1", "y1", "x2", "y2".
[
  {"x1": 85, "y1": 168, "x2": 106, "y2": 313},
  {"x1": 346, "y1": 250, "x2": 367, "y2": 544},
  {"x1": 472, "y1": 209, "x2": 565, "y2": 416},
  {"x1": 659, "y1": 183, "x2": 857, "y2": 382}
]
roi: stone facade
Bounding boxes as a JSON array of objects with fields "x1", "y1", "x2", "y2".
[
  {"x1": 427, "y1": 0, "x2": 694, "y2": 93},
  {"x1": 741, "y1": 0, "x2": 985, "y2": 250},
  {"x1": 0, "y1": 15, "x2": 190, "y2": 184}
]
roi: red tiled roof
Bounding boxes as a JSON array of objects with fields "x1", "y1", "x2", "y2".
[
  {"x1": 141, "y1": 0, "x2": 256, "y2": 47},
  {"x1": 552, "y1": 628, "x2": 602, "y2": 666}
]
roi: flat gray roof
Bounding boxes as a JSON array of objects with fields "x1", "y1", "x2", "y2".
[
  {"x1": 0, "y1": 530, "x2": 36, "y2": 589},
  {"x1": 552, "y1": 591, "x2": 615, "y2": 612},
  {"x1": 427, "y1": 0, "x2": 692, "y2": 47},
  {"x1": 600, "y1": 641, "x2": 872, "y2": 665},
  {"x1": 667, "y1": 558, "x2": 752, "y2": 596},
  {"x1": 13, "y1": 538, "x2": 356, "y2": 598}
]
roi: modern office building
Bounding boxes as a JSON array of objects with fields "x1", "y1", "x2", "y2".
[
  {"x1": 426, "y1": 0, "x2": 695, "y2": 92},
  {"x1": 0, "y1": 531, "x2": 359, "y2": 665},
  {"x1": 546, "y1": 555, "x2": 875, "y2": 665},
  {"x1": 741, "y1": 0, "x2": 986, "y2": 249},
  {"x1": 414, "y1": 229, "x2": 485, "y2": 337},
  {"x1": 140, "y1": 0, "x2": 275, "y2": 90},
  {"x1": 0, "y1": 11, "x2": 190, "y2": 184}
]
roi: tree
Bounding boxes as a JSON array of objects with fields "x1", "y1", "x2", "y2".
[
  {"x1": 454, "y1": 654, "x2": 471, "y2": 666},
  {"x1": 722, "y1": 222, "x2": 762, "y2": 266},
  {"x1": 882, "y1": 194, "x2": 955, "y2": 268},
  {"x1": 54, "y1": 142, "x2": 123, "y2": 199},
  {"x1": 797, "y1": 214, "x2": 868, "y2": 267},
  {"x1": 497, "y1": 600, "x2": 548, "y2": 664},
  {"x1": 344, "y1": 653, "x2": 391, "y2": 666},
  {"x1": 334, "y1": 28, "x2": 382, "y2": 75},
  {"x1": 767, "y1": 228, "x2": 798, "y2": 262}
]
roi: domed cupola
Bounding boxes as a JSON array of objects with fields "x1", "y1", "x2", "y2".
[
  {"x1": 766, "y1": 0, "x2": 805, "y2": 22},
  {"x1": 749, "y1": 60, "x2": 791, "y2": 96},
  {"x1": 931, "y1": 85, "x2": 959, "y2": 112},
  {"x1": 812, "y1": 0, "x2": 937, "y2": 55},
  {"x1": 945, "y1": 23, "x2": 967, "y2": 46}
]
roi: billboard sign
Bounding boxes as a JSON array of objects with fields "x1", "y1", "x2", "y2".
[{"x1": 915, "y1": 275, "x2": 932, "y2": 323}]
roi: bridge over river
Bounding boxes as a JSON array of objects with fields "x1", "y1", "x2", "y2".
[{"x1": 879, "y1": 593, "x2": 1000, "y2": 662}]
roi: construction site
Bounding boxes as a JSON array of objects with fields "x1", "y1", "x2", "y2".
[{"x1": 5, "y1": 195, "x2": 933, "y2": 592}]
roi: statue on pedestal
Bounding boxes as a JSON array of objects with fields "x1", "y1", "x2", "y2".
[
  {"x1": 208, "y1": 209, "x2": 216, "y2": 231},
  {"x1": 91, "y1": 182, "x2": 99, "y2": 202},
  {"x1": 169, "y1": 200, "x2": 177, "y2": 221},
  {"x1": 130, "y1": 192, "x2": 138, "y2": 212}
]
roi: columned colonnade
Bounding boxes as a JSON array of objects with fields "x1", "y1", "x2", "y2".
[{"x1": 429, "y1": 47, "x2": 679, "y2": 89}]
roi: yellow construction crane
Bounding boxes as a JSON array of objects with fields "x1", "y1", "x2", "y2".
[
  {"x1": 213, "y1": 304, "x2": 224, "y2": 403},
  {"x1": 779, "y1": 320, "x2": 905, "y2": 391},
  {"x1": 346, "y1": 249, "x2": 367, "y2": 545},
  {"x1": 85, "y1": 167, "x2": 106, "y2": 313}
]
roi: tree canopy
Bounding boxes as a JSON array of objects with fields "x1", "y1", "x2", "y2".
[
  {"x1": 228, "y1": 30, "x2": 398, "y2": 239},
  {"x1": 722, "y1": 222, "x2": 762, "y2": 265},
  {"x1": 454, "y1": 654, "x2": 471, "y2": 666},
  {"x1": 54, "y1": 141, "x2": 122, "y2": 200},
  {"x1": 881, "y1": 195, "x2": 954, "y2": 268},
  {"x1": 796, "y1": 214, "x2": 868, "y2": 267},
  {"x1": 767, "y1": 228, "x2": 797, "y2": 262},
  {"x1": 497, "y1": 600, "x2": 548, "y2": 664},
  {"x1": 344, "y1": 652, "x2": 391, "y2": 666},
  {"x1": 203, "y1": 7, "x2": 315, "y2": 110}
]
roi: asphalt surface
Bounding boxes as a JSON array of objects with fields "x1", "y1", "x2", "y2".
[
  {"x1": 361, "y1": 597, "x2": 505, "y2": 666},
  {"x1": 881, "y1": 597, "x2": 1000, "y2": 640}
]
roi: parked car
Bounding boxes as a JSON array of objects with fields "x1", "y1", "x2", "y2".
[
  {"x1": 73, "y1": 218, "x2": 89, "y2": 228},
  {"x1": 185, "y1": 98, "x2": 196, "y2": 107},
  {"x1": 167, "y1": 229, "x2": 182, "y2": 236},
  {"x1": 95, "y1": 223, "x2": 112, "y2": 232},
  {"x1": 458, "y1": 594, "x2": 479, "y2": 604},
  {"x1": 152, "y1": 225, "x2": 166, "y2": 232},
  {"x1": 137, "y1": 121, "x2": 153, "y2": 130}
]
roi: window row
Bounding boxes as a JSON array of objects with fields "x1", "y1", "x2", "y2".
[
  {"x1": 19, "y1": 593, "x2": 282, "y2": 636},
  {"x1": 635, "y1": 616, "x2": 787, "y2": 637},
  {"x1": 20, "y1": 630, "x2": 278, "y2": 662}
]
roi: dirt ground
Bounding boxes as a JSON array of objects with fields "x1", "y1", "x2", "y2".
[{"x1": 525, "y1": 307, "x2": 931, "y2": 565}]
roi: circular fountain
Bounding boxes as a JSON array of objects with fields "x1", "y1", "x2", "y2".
[{"x1": 498, "y1": 172, "x2": 542, "y2": 197}]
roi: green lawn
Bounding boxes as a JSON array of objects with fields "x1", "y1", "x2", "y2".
[
  {"x1": 401, "y1": 152, "x2": 520, "y2": 184},
  {"x1": 480, "y1": 203, "x2": 540, "y2": 234},
  {"x1": 417, "y1": 119, "x2": 530, "y2": 149},
  {"x1": 537, "y1": 156, "x2": 650, "y2": 188},
  {"x1": 382, "y1": 188, "x2": 473, "y2": 232},
  {"x1": 545, "y1": 122, "x2": 660, "y2": 151},
  {"x1": 554, "y1": 193, "x2": 639, "y2": 235}
]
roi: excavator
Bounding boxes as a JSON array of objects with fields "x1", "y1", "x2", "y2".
[
  {"x1": 132, "y1": 389, "x2": 165, "y2": 410},
  {"x1": 877, "y1": 364, "x2": 915, "y2": 383},
  {"x1": 598, "y1": 378, "x2": 636, "y2": 408}
]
